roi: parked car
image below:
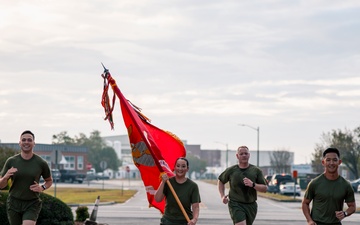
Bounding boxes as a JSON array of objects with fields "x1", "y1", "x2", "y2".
[
  {"x1": 86, "y1": 171, "x2": 110, "y2": 180},
  {"x1": 96, "y1": 172, "x2": 110, "y2": 180},
  {"x1": 51, "y1": 169, "x2": 61, "y2": 182},
  {"x1": 86, "y1": 171, "x2": 98, "y2": 181},
  {"x1": 59, "y1": 169, "x2": 85, "y2": 183},
  {"x1": 267, "y1": 173, "x2": 293, "y2": 194},
  {"x1": 279, "y1": 181, "x2": 301, "y2": 196},
  {"x1": 350, "y1": 178, "x2": 360, "y2": 193}
]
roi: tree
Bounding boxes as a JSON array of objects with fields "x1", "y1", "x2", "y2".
[
  {"x1": 0, "y1": 146, "x2": 18, "y2": 169},
  {"x1": 52, "y1": 131, "x2": 75, "y2": 145},
  {"x1": 269, "y1": 150, "x2": 292, "y2": 173},
  {"x1": 313, "y1": 127, "x2": 360, "y2": 179},
  {"x1": 52, "y1": 130, "x2": 120, "y2": 172},
  {"x1": 74, "y1": 130, "x2": 107, "y2": 150},
  {"x1": 186, "y1": 154, "x2": 207, "y2": 178},
  {"x1": 311, "y1": 144, "x2": 324, "y2": 174},
  {"x1": 311, "y1": 132, "x2": 332, "y2": 174},
  {"x1": 74, "y1": 130, "x2": 119, "y2": 172},
  {"x1": 94, "y1": 146, "x2": 120, "y2": 173},
  {"x1": 331, "y1": 129, "x2": 359, "y2": 179}
]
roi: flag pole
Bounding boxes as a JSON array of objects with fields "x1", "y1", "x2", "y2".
[{"x1": 101, "y1": 65, "x2": 190, "y2": 223}]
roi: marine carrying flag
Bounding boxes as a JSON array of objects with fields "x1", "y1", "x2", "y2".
[{"x1": 101, "y1": 66, "x2": 186, "y2": 213}]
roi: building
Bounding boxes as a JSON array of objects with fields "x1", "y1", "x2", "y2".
[
  {"x1": 102, "y1": 135, "x2": 132, "y2": 163},
  {"x1": 0, "y1": 143, "x2": 89, "y2": 174}
]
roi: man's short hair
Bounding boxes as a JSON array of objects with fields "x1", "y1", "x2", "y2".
[
  {"x1": 21, "y1": 130, "x2": 35, "y2": 140},
  {"x1": 323, "y1": 147, "x2": 340, "y2": 157},
  {"x1": 237, "y1": 146, "x2": 249, "y2": 151}
]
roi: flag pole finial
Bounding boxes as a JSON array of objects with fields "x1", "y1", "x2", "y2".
[{"x1": 101, "y1": 62, "x2": 109, "y2": 74}]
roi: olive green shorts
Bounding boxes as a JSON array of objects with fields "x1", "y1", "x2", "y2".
[
  {"x1": 228, "y1": 200, "x2": 257, "y2": 225},
  {"x1": 313, "y1": 221, "x2": 341, "y2": 225},
  {"x1": 160, "y1": 217, "x2": 188, "y2": 225},
  {"x1": 7, "y1": 196, "x2": 42, "y2": 225}
]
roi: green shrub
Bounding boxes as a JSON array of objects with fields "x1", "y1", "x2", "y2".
[
  {"x1": 0, "y1": 192, "x2": 9, "y2": 225},
  {"x1": 75, "y1": 206, "x2": 89, "y2": 222},
  {"x1": 0, "y1": 192, "x2": 74, "y2": 225}
]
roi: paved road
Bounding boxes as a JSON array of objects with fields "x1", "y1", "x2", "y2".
[{"x1": 66, "y1": 179, "x2": 360, "y2": 225}]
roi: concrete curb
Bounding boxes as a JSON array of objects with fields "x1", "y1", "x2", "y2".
[
  {"x1": 258, "y1": 194, "x2": 302, "y2": 202},
  {"x1": 68, "y1": 201, "x2": 116, "y2": 207}
]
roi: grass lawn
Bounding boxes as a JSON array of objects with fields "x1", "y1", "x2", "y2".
[{"x1": 45, "y1": 187, "x2": 137, "y2": 205}]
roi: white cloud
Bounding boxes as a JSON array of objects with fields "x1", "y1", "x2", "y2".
[{"x1": 1, "y1": 1, "x2": 360, "y2": 164}]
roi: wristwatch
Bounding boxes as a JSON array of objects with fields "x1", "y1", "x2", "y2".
[
  {"x1": 343, "y1": 211, "x2": 348, "y2": 217},
  {"x1": 41, "y1": 184, "x2": 47, "y2": 190},
  {"x1": 252, "y1": 182, "x2": 256, "y2": 188}
]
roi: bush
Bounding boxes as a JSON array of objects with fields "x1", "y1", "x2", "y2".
[
  {"x1": 0, "y1": 192, "x2": 74, "y2": 225},
  {"x1": 75, "y1": 206, "x2": 89, "y2": 222},
  {"x1": 0, "y1": 193, "x2": 9, "y2": 225}
]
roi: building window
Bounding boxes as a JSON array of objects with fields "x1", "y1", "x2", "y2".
[
  {"x1": 64, "y1": 156, "x2": 75, "y2": 170},
  {"x1": 77, "y1": 156, "x2": 84, "y2": 170}
]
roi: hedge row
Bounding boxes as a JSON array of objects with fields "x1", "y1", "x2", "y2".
[{"x1": 0, "y1": 192, "x2": 74, "y2": 225}]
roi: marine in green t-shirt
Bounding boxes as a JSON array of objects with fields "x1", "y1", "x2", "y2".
[
  {"x1": 154, "y1": 157, "x2": 201, "y2": 225},
  {"x1": 302, "y1": 147, "x2": 356, "y2": 225},
  {"x1": 0, "y1": 130, "x2": 53, "y2": 225},
  {"x1": 218, "y1": 146, "x2": 267, "y2": 225}
]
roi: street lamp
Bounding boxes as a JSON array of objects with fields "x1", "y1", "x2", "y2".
[
  {"x1": 238, "y1": 124, "x2": 260, "y2": 167},
  {"x1": 215, "y1": 141, "x2": 229, "y2": 168}
]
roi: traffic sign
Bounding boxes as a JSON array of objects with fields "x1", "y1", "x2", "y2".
[
  {"x1": 100, "y1": 161, "x2": 107, "y2": 170},
  {"x1": 293, "y1": 170, "x2": 298, "y2": 179}
]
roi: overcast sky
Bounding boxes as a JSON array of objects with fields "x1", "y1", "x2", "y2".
[{"x1": 1, "y1": 1, "x2": 360, "y2": 164}]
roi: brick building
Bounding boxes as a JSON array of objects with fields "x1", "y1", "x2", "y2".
[{"x1": 0, "y1": 143, "x2": 88, "y2": 174}]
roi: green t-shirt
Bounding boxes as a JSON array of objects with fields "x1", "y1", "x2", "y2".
[
  {"x1": 162, "y1": 177, "x2": 201, "y2": 224},
  {"x1": 304, "y1": 174, "x2": 355, "y2": 224},
  {"x1": 0, "y1": 153, "x2": 51, "y2": 200},
  {"x1": 218, "y1": 164, "x2": 266, "y2": 203}
]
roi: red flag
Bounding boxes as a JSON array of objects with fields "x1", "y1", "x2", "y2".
[{"x1": 101, "y1": 67, "x2": 186, "y2": 213}]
